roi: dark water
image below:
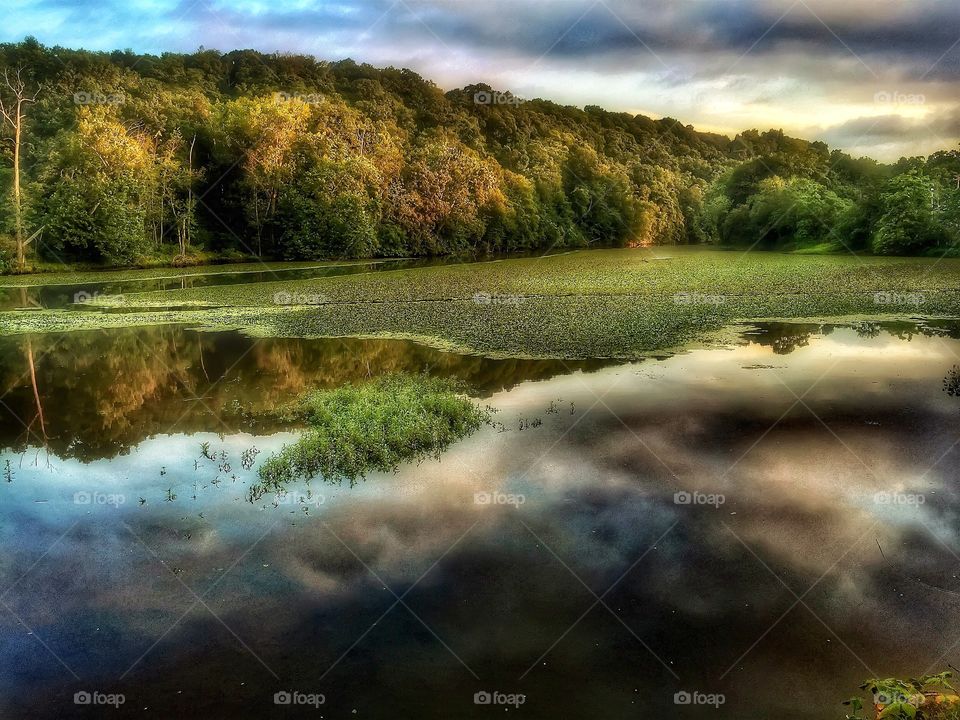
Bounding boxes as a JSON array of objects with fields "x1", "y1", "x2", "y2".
[{"x1": 2, "y1": 321, "x2": 960, "y2": 718}]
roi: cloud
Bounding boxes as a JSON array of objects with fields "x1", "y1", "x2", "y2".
[{"x1": 812, "y1": 106, "x2": 960, "y2": 158}]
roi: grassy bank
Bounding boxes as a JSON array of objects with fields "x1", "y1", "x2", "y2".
[{"x1": 4, "y1": 248, "x2": 960, "y2": 358}]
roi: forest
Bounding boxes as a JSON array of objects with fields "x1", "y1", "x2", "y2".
[{"x1": 1, "y1": 37, "x2": 959, "y2": 272}]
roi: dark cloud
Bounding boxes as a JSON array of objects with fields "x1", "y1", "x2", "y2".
[{"x1": 813, "y1": 106, "x2": 960, "y2": 153}]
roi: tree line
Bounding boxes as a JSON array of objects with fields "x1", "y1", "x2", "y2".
[{"x1": 0, "y1": 38, "x2": 957, "y2": 272}]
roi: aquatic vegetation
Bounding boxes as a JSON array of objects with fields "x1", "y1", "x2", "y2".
[
  {"x1": 240, "y1": 446, "x2": 260, "y2": 470},
  {"x1": 843, "y1": 672, "x2": 958, "y2": 719},
  {"x1": 250, "y1": 374, "x2": 488, "y2": 500},
  {"x1": 944, "y1": 366, "x2": 960, "y2": 397},
  {"x1": 5, "y1": 249, "x2": 960, "y2": 359}
]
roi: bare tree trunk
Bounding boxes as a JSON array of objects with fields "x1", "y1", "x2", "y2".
[
  {"x1": 11, "y1": 99, "x2": 25, "y2": 270},
  {"x1": 0, "y1": 68, "x2": 42, "y2": 272},
  {"x1": 187, "y1": 134, "x2": 196, "y2": 251}
]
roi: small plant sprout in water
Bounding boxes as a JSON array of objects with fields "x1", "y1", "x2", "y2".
[
  {"x1": 241, "y1": 445, "x2": 260, "y2": 471},
  {"x1": 3, "y1": 459, "x2": 12, "y2": 483},
  {"x1": 199, "y1": 441, "x2": 214, "y2": 461},
  {"x1": 944, "y1": 366, "x2": 960, "y2": 397},
  {"x1": 165, "y1": 487, "x2": 177, "y2": 502}
]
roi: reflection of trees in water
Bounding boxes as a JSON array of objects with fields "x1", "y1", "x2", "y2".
[
  {"x1": 853, "y1": 321, "x2": 881, "y2": 338},
  {"x1": 749, "y1": 320, "x2": 960, "y2": 355},
  {"x1": 746, "y1": 323, "x2": 824, "y2": 354},
  {"x1": 8, "y1": 337, "x2": 53, "y2": 469},
  {"x1": 0, "y1": 328, "x2": 611, "y2": 461}
]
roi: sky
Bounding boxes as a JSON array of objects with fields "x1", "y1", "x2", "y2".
[{"x1": 6, "y1": 0, "x2": 960, "y2": 161}]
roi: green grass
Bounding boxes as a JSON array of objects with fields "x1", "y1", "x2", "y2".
[
  {"x1": 251, "y1": 374, "x2": 488, "y2": 500},
  {"x1": 4, "y1": 248, "x2": 960, "y2": 358},
  {"x1": 789, "y1": 242, "x2": 844, "y2": 255}
]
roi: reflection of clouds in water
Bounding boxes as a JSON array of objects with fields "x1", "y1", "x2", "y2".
[{"x1": 2, "y1": 325, "x2": 960, "y2": 717}]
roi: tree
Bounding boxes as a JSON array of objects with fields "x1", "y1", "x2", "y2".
[
  {"x1": 872, "y1": 172, "x2": 951, "y2": 255},
  {"x1": 0, "y1": 65, "x2": 42, "y2": 270},
  {"x1": 216, "y1": 96, "x2": 312, "y2": 256},
  {"x1": 38, "y1": 106, "x2": 157, "y2": 264},
  {"x1": 276, "y1": 158, "x2": 380, "y2": 259}
]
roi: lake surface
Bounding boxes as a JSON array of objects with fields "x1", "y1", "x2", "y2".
[
  {"x1": 0, "y1": 258, "x2": 431, "y2": 311},
  {"x1": 1, "y1": 320, "x2": 960, "y2": 718}
]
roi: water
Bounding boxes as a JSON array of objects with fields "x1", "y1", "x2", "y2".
[
  {"x1": 0, "y1": 258, "x2": 427, "y2": 311},
  {"x1": 1, "y1": 321, "x2": 959, "y2": 718}
]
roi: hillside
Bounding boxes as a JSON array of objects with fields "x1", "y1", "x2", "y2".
[{"x1": 1, "y1": 38, "x2": 958, "y2": 271}]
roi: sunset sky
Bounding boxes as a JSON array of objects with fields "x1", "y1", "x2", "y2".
[{"x1": 6, "y1": 0, "x2": 960, "y2": 160}]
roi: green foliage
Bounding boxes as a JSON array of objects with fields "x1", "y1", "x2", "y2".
[
  {"x1": 699, "y1": 131, "x2": 960, "y2": 255},
  {"x1": 251, "y1": 374, "x2": 488, "y2": 499},
  {"x1": 1, "y1": 40, "x2": 959, "y2": 269},
  {"x1": 872, "y1": 172, "x2": 951, "y2": 255},
  {"x1": 35, "y1": 106, "x2": 154, "y2": 264},
  {"x1": 944, "y1": 365, "x2": 960, "y2": 396},
  {"x1": 276, "y1": 158, "x2": 380, "y2": 259},
  {"x1": 844, "y1": 672, "x2": 957, "y2": 720},
  {"x1": 0, "y1": 39, "x2": 737, "y2": 269},
  {"x1": 0, "y1": 242, "x2": 11, "y2": 274}
]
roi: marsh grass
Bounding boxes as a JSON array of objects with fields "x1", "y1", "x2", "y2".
[{"x1": 250, "y1": 374, "x2": 488, "y2": 500}]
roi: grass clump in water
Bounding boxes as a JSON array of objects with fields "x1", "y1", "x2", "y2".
[{"x1": 250, "y1": 374, "x2": 487, "y2": 500}]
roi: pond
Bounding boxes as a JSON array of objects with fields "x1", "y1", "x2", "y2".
[
  {"x1": 0, "y1": 258, "x2": 432, "y2": 311},
  {"x1": 1, "y1": 319, "x2": 959, "y2": 718}
]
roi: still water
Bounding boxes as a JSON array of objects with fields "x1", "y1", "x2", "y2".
[
  {"x1": 0, "y1": 258, "x2": 428, "y2": 311},
  {"x1": 1, "y1": 321, "x2": 959, "y2": 718}
]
